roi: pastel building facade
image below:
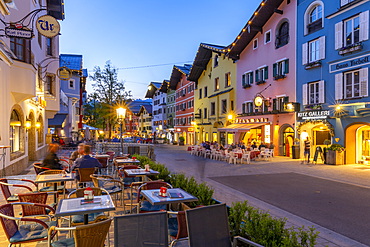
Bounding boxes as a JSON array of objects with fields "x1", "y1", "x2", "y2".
[
  {"x1": 145, "y1": 82, "x2": 167, "y2": 138},
  {"x1": 189, "y1": 44, "x2": 237, "y2": 146},
  {"x1": 169, "y1": 64, "x2": 195, "y2": 144},
  {"x1": 297, "y1": 0, "x2": 370, "y2": 164},
  {"x1": 229, "y1": 0, "x2": 296, "y2": 156},
  {"x1": 0, "y1": 0, "x2": 64, "y2": 175}
]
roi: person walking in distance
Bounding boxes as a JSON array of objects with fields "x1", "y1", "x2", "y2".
[{"x1": 304, "y1": 137, "x2": 311, "y2": 164}]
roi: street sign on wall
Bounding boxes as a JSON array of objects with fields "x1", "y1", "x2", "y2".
[
  {"x1": 36, "y1": 15, "x2": 60, "y2": 38},
  {"x1": 5, "y1": 27, "x2": 32, "y2": 39}
]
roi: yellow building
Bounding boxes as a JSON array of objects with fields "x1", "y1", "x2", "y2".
[
  {"x1": 188, "y1": 43, "x2": 236, "y2": 146},
  {"x1": 138, "y1": 105, "x2": 152, "y2": 137}
]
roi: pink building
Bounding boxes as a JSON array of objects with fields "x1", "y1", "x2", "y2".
[{"x1": 227, "y1": 0, "x2": 296, "y2": 157}]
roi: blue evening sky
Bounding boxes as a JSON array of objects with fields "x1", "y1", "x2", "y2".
[{"x1": 59, "y1": 0, "x2": 261, "y2": 99}]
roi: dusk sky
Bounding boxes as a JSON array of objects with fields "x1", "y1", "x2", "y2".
[{"x1": 59, "y1": 0, "x2": 262, "y2": 99}]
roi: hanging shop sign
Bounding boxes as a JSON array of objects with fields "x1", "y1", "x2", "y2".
[
  {"x1": 254, "y1": 96, "x2": 264, "y2": 107},
  {"x1": 36, "y1": 15, "x2": 60, "y2": 38},
  {"x1": 297, "y1": 110, "x2": 330, "y2": 121},
  {"x1": 5, "y1": 27, "x2": 32, "y2": 39},
  {"x1": 57, "y1": 66, "x2": 72, "y2": 81},
  {"x1": 188, "y1": 128, "x2": 194, "y2": 132},
  {"x1": 282, "y1": 102, "x2": 300, "y2": 112}
]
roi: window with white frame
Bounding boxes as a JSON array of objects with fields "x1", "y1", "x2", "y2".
[
  {"x1": 242, "y1": 71, "x2": 253, "y2": 88},
  {"x1": 335, "y1": 68, "x2": 368, "y2": 100},
  {"x1": 253, "y1": 38, "x2": 258, "y2": 49},
  {"x1": 255, "y1": 66, "x2": 268, "y2": 83},
  {"x1": 310, "y1": 5, "x2": 322, "y2": 23},
  {"x1": 302, "y1": 81, "x2": 325, "y2": 105},
  {"x1": 69, "y1": 79, "x2": 75, "y2": 89},
  {"x1": 309, "y1": 39, "x2": 320, "y2": 62},
  {"x1": 265, "y1": 30, "x2": 271, "y2": 44},
  {"x1": 273, "y1": 59, "x2": 289, "y2": 79},
  {"x1": 335, "y1": 11, "x2": 369, "y2": 50},
  {"x1": 304, "y1": 1, "x2": 324, "y2": 35},
  {"x1": 341, "y1": 0, "x2": 357, "y2": 7}
]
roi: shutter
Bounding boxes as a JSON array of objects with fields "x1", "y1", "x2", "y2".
[
  {"x1": 273, "y1": 99, "x2": 276, "y2": 111},
  {"x1": 249, "y1": 103, "x2": 253, "y2": 113},
  {"x1": 360, "y1": 10, "x2": 369, "y2": 42},
  {"x1": 284, "y1": 96, "x2": 289, "y2": 104},
  {"x1": 250, "y1": 72, "x2": 254, "y2": 84},
  {"x1": 360, "y1": 67, "x2": 369, "y2": 97},
  {"x1": 302, "y1": 84, "x2": 308, "y2": 105},
  {"x1": 335, "y1": 22, "x2": 343, "y2": 50},
  {"x1": 335, "y1": 73, "x2": 343, "y2": 100},
  {"x1": 255, "y1": 70, "x2": 259, "y2": 82},
  {"x1": 242, "y1": 74, "x2": 245, "y2": 86},
  {"x1": 341, "y1": 0, "x2": 348, "y2": 7},
  {"x1": 284, "y1": 59, "x2": 289, "y2": 74},
  {"x1": 319, "y1": 80, "x2": 325, "y2": 103},
  {"x1": 264, "y1": 66, "x2": 268, "y2": 80},
  {"x1": 242, "y1": 103, "x2": 245, "y2": 114},
  {"x1": 273, "y1": 63, "x2": 277, "y2": 77},
  {"x1": 319, "y1": 36, "x2": 326, "y2": 60},
  {"x1": 264, "y1": 100, "x2": 268, "y2": 112},
  {"x1": 302, "y1": 43, "x2": 308, "y2": 65}
]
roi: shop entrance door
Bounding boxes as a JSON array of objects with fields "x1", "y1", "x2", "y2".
[{"x1": 283, "y1": 127, "x2": 294, "y2": 157}]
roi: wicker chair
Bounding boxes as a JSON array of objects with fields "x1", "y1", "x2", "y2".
[
  {"x1": 0, "y1": 178, "x2": 36, "y2": 202},
  {"x1": 37, "y1": 170, "x2": 66, "y2": 193},
  {"x1": 90, "y1": 174, "x2": 124, "y2": 207},
  {"x1": 168, "y1": 211, "x2": 188, "y2": 247},
  {"x1": 0, "y1": 203, "x2": 57, "y2": 247},
  {"x1": 48, "y1": 216, "x2": 113, "y2": 247},
  {"x1": 67, "y1": 188, "x2": 109, "y2": 226},
  {"x1": 136, "y1": 181, "x2": 172, "y2": 214},
  {"x1": 18, "y1": 192, "x2": 58, "y2": 217},
  {"x1": 76, "y1": 168, "x2": 96, "y2": 188},
  {"x1": 33, "y1": 163, "x2": 51, "y2": 175}
]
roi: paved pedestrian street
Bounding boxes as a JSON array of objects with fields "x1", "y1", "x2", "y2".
[{"x1": 155, "y1": 144, "x2": 370, "y2": 247}]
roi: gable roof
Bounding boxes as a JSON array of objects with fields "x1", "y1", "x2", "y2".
[
  {"x1": 60, "y1": 54, "x2": 83, "y2": 71},
  {"x1": 145, "y1": 82, "x2": 162, "y2": 98},
  {"x1": 187, "y1": 43, "x2": 227, "y2": 83},
  {"x1": 139, "y1": 104, "x2": 152, "y2": 115},
  {"x1": 159, "y1": 80, "x2": 169, "y2": 93},
  {"x1": 127, "y1": 100, "x2": 152, "y2": 115},
  {"x1": 226, "y1": 0, "x2": 284, "y2": 60},
  {"x1": 168, "y1": 64, "x2": 192, "y2": 90}
]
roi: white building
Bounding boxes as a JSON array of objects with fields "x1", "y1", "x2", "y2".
[
  {"x1": 145, "y1": 82, "x2": 167, "y2": 138},
  {"x1": 0, "y1": 0, "x2": 64, "y2": 175}
]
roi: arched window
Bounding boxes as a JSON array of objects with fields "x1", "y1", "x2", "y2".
[
  {"x1": 305, "y1": 1, "x2": 324, "y2": 35},
  {"x1": 310, "y1": 5, "x2": 322, "y2": 23},
  {"x1": 10, "y1": 110, "x2": 21, "y2": 153},
  {"x1": 276, "y1": 21, "x2": 289, "y2": 48}
]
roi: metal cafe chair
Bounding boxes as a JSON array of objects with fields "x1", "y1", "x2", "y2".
[
  {"x1": 185, "y1": 204, "x2": 263, "y2": 247},
  {"x1": 114, "y1": 211, "x2": 168, "y2": 247}
]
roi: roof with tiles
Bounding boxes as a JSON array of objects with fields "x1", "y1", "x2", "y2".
[{"x1": 60, "y1": 54, "x2": 83, "y2": 71}]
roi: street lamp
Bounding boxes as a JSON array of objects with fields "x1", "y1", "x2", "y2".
[{"x1": 116, "y1": 107, "x2": 126, "y2": 155}]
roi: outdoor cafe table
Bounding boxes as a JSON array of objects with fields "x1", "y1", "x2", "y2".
[
  {"x1": 35, "y1": 173, "x2": 75, "y2": 202},
  {"x1": 139, "y1": 188, "x2": 198, "y2": 213},
  {"x1": 115, "y1": 158, "x2": 141, "y2": 165},
  {"x1": 95, "y1": 154, "x2": 110, "y2": 158},
  {"x1": 124, "y1": 169, "x2": 159, "y2": 181},
  {"x1": 55, "y1": 195, "x2": 115, "y2": 225}
]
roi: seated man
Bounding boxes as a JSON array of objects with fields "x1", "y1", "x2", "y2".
[
  {"x1": 69, "y1": 143, "x2": 85, "y2": 165},
  {"x1": 42, "y1": 144, "x2": 63, "y2": 170},
  {"x1": 71, "y1": 145, "x2": 102, "y2": 181},
  {"x1": 251, "y1": 142, "x2": 257, "y2": 150},
  {"x1": 259, "y1": 142, "x2": 266, "y2": 150}
]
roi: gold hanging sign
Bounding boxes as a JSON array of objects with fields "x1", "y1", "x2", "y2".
[
  {"x1": 57, "y1": 66, "x2": 72, "y2": 81},
  {"x1": 36, "y1": 15, "x2": 60, "y2": 38}
]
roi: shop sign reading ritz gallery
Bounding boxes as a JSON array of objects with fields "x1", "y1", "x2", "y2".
[{"x1": 297, "y1": 110, "x2": 330, "y2": 120}]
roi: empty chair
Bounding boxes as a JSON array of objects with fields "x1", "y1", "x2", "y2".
[
  {"x1": 168, "y1": 211, "x2": 188, "y2": 247},
  {"x1": 76, "y1": 167, "x2": 96, "y2": 188},
  {"x1": 185, "y1": 204, "x2": 263, "y2": 247},
  {"x1": 48, "y1": 216, "x2": 113, "y2": 247},
  {"x1": 0, "y1": 178, "x2": 36, "y2": 202},
  {"x1": 33, "y1": 163, "x2": 51, "y2": 175},
  {"x1": 241, "y1": 151, "x2": 251, "y2": 164},
  {"x1": 229, "y1": 151, "x2": 239, "y2": 164},
  {"x1": 90, "y1": 174, "x2": 124, "y2": 206},
  {"x1": 96, "y1": 156, "x2": 109, "y2": 174},
  {"x1": 114, "y1": 211, "x2": 168, "y2": 247}
]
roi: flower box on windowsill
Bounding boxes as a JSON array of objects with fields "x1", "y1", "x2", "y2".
[
  {"x1": 256, "y1": 80, "x2": 266, "y2": 85},
  {"x1": 305, "y1": 61, "x2": 322, "y2": 70},
  {"x1": 304, "y1": 104, "x2": 322, "y2": 110},
  {"x1": 273, "y1": 74, "x2": 286, "y2": 81},
  {"x1": 339, "y1": 43, "x2": 362, "y2": 55},
  {"x1": 242, "y1": 84, "x2": 251, "y2": 89}
]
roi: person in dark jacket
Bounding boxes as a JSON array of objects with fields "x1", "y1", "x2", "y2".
[
  {"x1": 69, "y1": 143, "x2": 85, "y2": 165},
  {"x1": 71, "y1": 145, "x2": 102, "y2": 180},
  {"x1": 42, "y1": 144, "x2": 62, "y2": 170}
]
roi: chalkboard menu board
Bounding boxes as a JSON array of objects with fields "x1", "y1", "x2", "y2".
[{"x1": 313, "y1": 146, "x2": 324, "y2": 163}]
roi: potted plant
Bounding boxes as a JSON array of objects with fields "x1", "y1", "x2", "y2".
[
  {"x1": 292, "y1": 138, "x2": 300, "y2": 159},
  {"x1": 323, "y1": 139, "x2": 331, "y2": 164},
  {"x1": 173, "y1": 141, "x2": 178, "y2": 145},
  {"x1": 326, "y1": 144, "x2": 345, "y2": 165},
  {"x1": 179, "y1": 136, "x2": 185, "y2": 146}
]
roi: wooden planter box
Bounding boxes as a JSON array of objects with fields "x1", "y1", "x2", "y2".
[
  {"x1": 326, "y1": 150, "x2": 344, "y2": 165},
  {"x1": 339, "y1": 44, "x2": 362, "y2": 55},
  {"x1": 179, "y1": 141, "x2": 184, "y2": 146}
]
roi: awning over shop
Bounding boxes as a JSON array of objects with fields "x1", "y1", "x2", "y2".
[
  {"x1": 217, "y1": 123, "x2": 265, "y2": 132},
  {"x1": 48, "y1": 113, "x2": 67, "y2": 128}
]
